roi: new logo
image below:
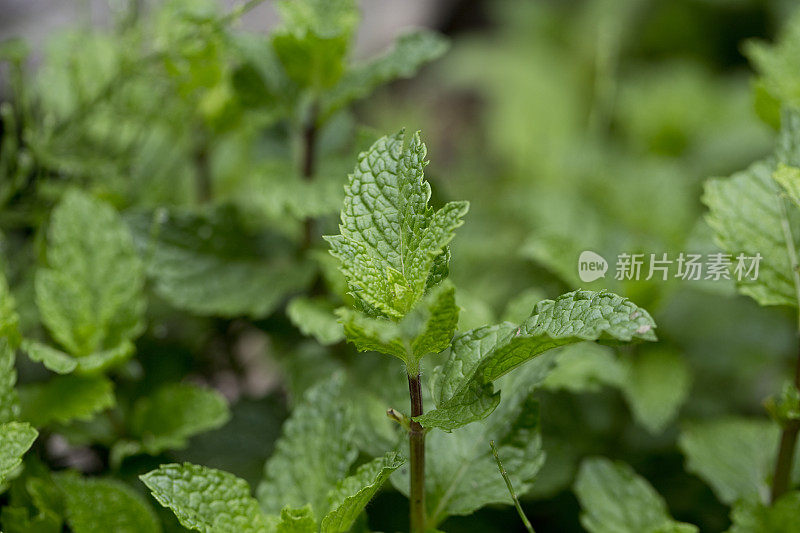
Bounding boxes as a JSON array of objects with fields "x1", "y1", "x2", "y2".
[{"x1": 578, "y1": 251, "x2": 608, "y2": 282}]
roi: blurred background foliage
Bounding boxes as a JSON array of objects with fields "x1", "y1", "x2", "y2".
[{"x1": 2, "y1": 0, "x2": 800, "y2": 531}]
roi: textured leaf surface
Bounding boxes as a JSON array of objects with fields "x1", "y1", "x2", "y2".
[
  {"x1": 325, "y1": 130, "x2": 468, "y2": 318},
  {"x1": 320, "y1": 452, "x2": 404, "y2": 533},
  {"x1": 258, "y1": 375, "x2": 357, "y2": 519},
  {"x1": 36, "y1": 190, "x2": 145, "y2": 356},
  {"x1": 141, "y1": 463, "x2": 270, "y2": 532},
  {"x1": 338, "y1": 281, "x2": 458, "y2": 370},
  {"x1": 127, "y1": 206, "x2": 314, "y2": 318},
  {"x1": 0, "y1": 422, "x2": 37, "y2": 483},
  {"x1": 18, "y1": 375, "x2": 114, "y2": 428},
  {"x1": 419, "y1": 290, "x2": 656, "y2": 430},
  {"x1": 678, "y1": 418, "x2": 792, "y2": 505},
  {"x1": 728, "y1": 491, "x2": 800, "y2": 533},
  {"x1": 574, "y1": 457, "x2": 698, "y2": 533},
  {"x1": 287, "y1": 297, "x2": 344, "y2": 346},
  {"x1": 130, "y1": 383, "x2": 230, "y2": 454},
  {"x1": 57, "y1": 474, "x2": 161, "y2": 533},
  {"x1": 321, "y1": 30, "x2": 449, "y2": 119},
  {"x1": 703, "y1": 114, "x2": 800, "y2": 308}
]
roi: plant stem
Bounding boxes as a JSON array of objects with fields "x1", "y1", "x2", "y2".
[
  {"x1": 408, "y1": 373, "x2": 426, "y2": 533},
  {"x1": 772, "y1": 193, "x2": 800, "y2": 504},
  {"x1": 301, "y1": 115, "x2": 317, "y2": 248},
  {"x1": 490, "y1": 441, "x2": 535, "y2": 533},
  {"x1": 771, "y1": 337, "x2": 800, "y2": 503}
]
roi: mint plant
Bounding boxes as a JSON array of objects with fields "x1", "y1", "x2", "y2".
[{"x1": 324, "y1": 129, "x2": 658, "y2": 531}]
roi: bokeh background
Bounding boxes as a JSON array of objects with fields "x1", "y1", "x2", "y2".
[{"x1": 2, "y1": 0, "x2": 800, "y2": 531}]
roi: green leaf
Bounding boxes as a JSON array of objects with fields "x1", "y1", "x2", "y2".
[
  {"x1": 273, "y1": 33, "x2": 348, "y2": 91},
  {"x1": 56, "y1": 473, "x2": 161, "y2": 533},
  {"x1": 703, "y1": 159, "x2": 798, "y2": 307},
  {"x1": 277, "y1": 506, "x2": 317, "y2": 533},
  {"x1": 141, "y1": 463, "x2": 271, "y2": 533},
  {"x1": 338, "y1": 281, "x2": 459, "y2": 371},
  {"x1": 320, "y1": 30, "x2": 449, "y2": 119},
  {"x1": 287, "y1": 297, "x2": 344, "y2": 346},
  {"x1": 127, "y1": 205, "x2": 314, "y2": 318},
  {"x1": 129, "y1": 383, "x2": 230, "y2": 454},
  {"x1": 21, "y1": 340, "x2": 77, "y2": 374},
  {"x1": 35, "y1": 190, "x2": 145, "y2": 357},
  {"x1": 0, "y1": 422, "x2": 37, "y2": 483},
  {"x1": 745, "y1": 13, "x2": 800, "y2": 110},
  {"x1": 418, "y1": 290, "x2": 657, "y2": 430},
  {"x1": 541, "y1": 343, "x2": 624, "y2": 393},
  {"x1": 574, "y1": 457, "x2": 698, "y2": 533},
  {"x1": 21, "y1": 338, "x2": 135, "y2": 376},
  {"x1": 272, "y1": 0, "x2": 357, "y2": 91},
  {"x1": 678, "y1": 418, "x2": 789, "y2": 505},
  {"x1": 18, "y1": 375, "x2": 114, "y2": 428},
  {"x1": 257, "y1": 374, "x2": 358, "y2": 519},
  {"x1": 395, "y1": 365, "x2": 547, "y2": 527},
  {"x1": 774, "y1": 163, "x2": 800, "y2": 208},
  {"x1": 728, "y1": 491, "x2": 800, "y2": 533},
  {"x1": 325, "y1": 130, "x2": 469, "y2": 318},
  {"x1": 320, "y1": 452, "x2": 404, "y2": 533},
  {"x1": 619, "y1": 348, "x2": 692, "y2": 434}
]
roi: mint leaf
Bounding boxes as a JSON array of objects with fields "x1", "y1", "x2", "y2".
[
  {"x1": 419, "y1": 290, "x2": 656, "y2": 430},
  {"x1": 257, "y1": 374, "x2": 358, "y2": 519},
  {"x1": 129, "y1": 383, "x2": 230, "y2": 454},
  {"x1": 0, "y1": 422, "x2": 37, "y2": 483},
  {"x1": 21, "y1": 338, "x2": 134, "y2": 376},
  {"x1": 18, "y1": 375, "x2": 114, "y2": 428},
  {"x1": 127, "y1": 205, "x2": 314, "y2": 318},
  {"x1": 574, "y1": 457, "x2": 698, "y2": 533},
  {"x1": 56, "y1": 473, "x2": 160, "y2": 533},
  {"x1": 272, "y1": 0, "x2": 357, "y2": 90},
  {"x1": 320, "y1": 452, "x2": 404, "y2": 533},
  {"x1": 774, "y1": 163, "x2": 800, "y2": 208},
  {"x1": 141, "y1": 463, "x2": 272, "y2": 533},
  {"x1": 619, "y1": 348, "x2": 691, "y2": 434},
  {"x1": 325, "y1": 130, "x2": 469, "y2": 318},
  {"x1": 728, "y1": 491, "x2": 800, "y2": 533},
  {"x1": 678, "y1": 418, "x2": 793, "y2": 505},
  {"x1": 338, "y1": 281, "x2": 459, "y2": 371},
  {"x1": 35, "y1": 190, "x2": 145, "y2": 358},
  {"x1": 541, "y1": 343, "x2": 624, "y2": 393},
  {"x1": 287, "y1": 297, "x2": 344, "y2": 346},
  {"x1": 21, "y1": 340, "x2": 77, "y2": 374},
  {"x1": 320, "y1": 30, "x2": 449, "y2": 120},
  {"x1": 277, "y1": 506, "x2": 317, "y2": 533},
  {"x1": 745, "y1": 13, "x2": 800, "y2": 111},
  {"x1": 704, "y1": 159, "x2": 799, "y2": 306}
]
